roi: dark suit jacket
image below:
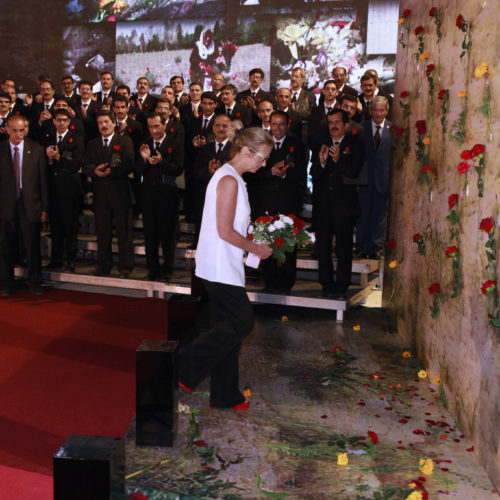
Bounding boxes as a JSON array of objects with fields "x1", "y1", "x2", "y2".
[
  {"x1": 215, "y1": 102, "x2": 252, "y2": 128},
  {"x1": 192, "y1": 140, "x2": 232, "y2": 186},
  {"x1": 237, "y1": 87, "x2": 274, "y2": 105},
  {"x1": 83, "y1": 134, "x2": 134, "y2": 209},
  {"x1": 0, "y1": 138, "x2": 48, "y2": 222},
  {"x1": 361, "y1": 119, "x2": 392, "y2": 193},
  {"x1": 246, "y1": 135, "x2": 307, "y2": 218},
  {"x1": 45, "y1": 130, "x2": 85, "y2": 197},
  {"x1": 358, "y1": 89, "x2": 393, "y2": 122},
  {"x1": 132, "y1": 93, "x2": 157, "y2": 113},
  {"x1": 80, "y1": 100, "x2": 100, "y2": 141},
  {"x1": 307, "y1": 106, "x2": 331, "y2": 154},
  {"x1": 95, "y1": 90, "x2": 115, "y2": 106},
  {"x1": 39, "y1": 118, "x2": 85, "y2": 145},
  {"x1": 65, "y1": 92, "x2": 82, "y2": 111},
  {"x1": 292, "y1": 88, "x2": 316, "y2": 119},
  {"x1": 310, "y1": 132, "x2": 364, "y2": 216},
  {"x1": 135, "y1": 135, "x2": 184, "y2": 189}
]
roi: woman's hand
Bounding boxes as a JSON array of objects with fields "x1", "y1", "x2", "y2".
[{"x1": 252, "y1": 242, "x2": 273, "y2": 260}]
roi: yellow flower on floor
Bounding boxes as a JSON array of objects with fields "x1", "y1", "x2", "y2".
[
  {"x1": 422, "y1": 137, "x2": 431, "y2": 145},
  {"x1": 419, "y1": 52, "x2": 430, "y2": 60},
  {"x1": 353, "y1": 325, "x2": 361, "y2": 331},
  {"x1": 281, "y1": 315, "x2": 288, "y2": 323},
  {"x1": 433, "y1": 375, "x2": 441, "y2": 385},
  {"x1": 402, "y1": 351, "x2": 412, "y2": 359},
  {"x1": 177, "y1": 403, "x2": 191, "y2": 415},
  {"x1": 244, "y1": 388, "x2": 252, "y2": 398},
  {"x1": 406, "y1": 492, "x2": 423, "y2": 500},
  {"x1": 418, "y1": 370, "x2": 428, "y2": 378},
  {"x1": 398, "y1": 18, "x2": 406, "y2": 24},
  {"x1": 457, "y1": 90, "x2": 467, "y2": 98},
  {"x1": 337, "y1": 452, "x2": 349, "y2": 465},
  {"x1": 419, "y1": 458, "x2": 434, "y2": 475},
  {"x1": 408, "y1": 482, "x2": 417, "y2": 489},
  {"x1": 474, "y1": 62, "x2": 489, "y2": 78},
  {"x1": 389, "y1": 260, "x2": 398, "y2": 269}
]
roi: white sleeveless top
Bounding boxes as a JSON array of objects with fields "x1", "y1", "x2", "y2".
[{"x1": 195, "y1": 163, "x2": 251, "y2": 287}]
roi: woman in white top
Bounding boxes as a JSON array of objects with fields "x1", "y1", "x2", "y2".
[{"x1": 177, "y1": 127, "x2": 273, "y2": 410}]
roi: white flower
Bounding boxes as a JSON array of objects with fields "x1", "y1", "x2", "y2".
[
  {"x1": 306, "y1": 231, "x2": 316, "y2": 243},
  {"x1": 274, "y1": 220, "x2": 285, "y2": 230},
  {"x1": 248, "y1": 224, "x2": 254, "y2": 234},
  {"x1": 282, "y1": 215, "x2": 294, "y2": 225},
  {"x1": 178, "y1": 403, "x2": 191, "y2": 415},
  {"x1": 268, "y1": 223, "x2": 276, "y2": 232}
]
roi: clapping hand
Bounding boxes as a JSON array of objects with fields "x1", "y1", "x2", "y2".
[
  {"x1": 139, "y1": 144, "x2": 151, "y2": 161},
  {"x1": 94, "y1": 162, "x2": 111, "y2": 177},
  {"x1": 149, "y1": 150, "x2": 163, "y2": 164},
  {"x1": 208, "y1": 158, "x2": 221, "y2": 175},
  {"x1": 46, "y1": 145, "x2": 60, "y2": 162},
  {"x1": 271, "y1": 160, "x2": 288, "y2": 177}
]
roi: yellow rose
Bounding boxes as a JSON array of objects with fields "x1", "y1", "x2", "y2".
[
  {"x1": 474, "y1": 62, "x2": 489, "y2": 78},
  {"x1": 398, "y1": 18, "x2": 406, "y2": 24},
  {"x1": 389, "y1": 260, "x2": 398, "y2": 269},
  {"x1": 408, "y1": 482, "x2": 417, "y2": 489},
  {"x1": 419, "y1": 52, "x2": 430, "y2": 60},
  {"x1": 418, "y1": 370, "x2": 428, "y2": 378},
  {"x1": 419, "y1": 458, "x2": 434, "y2": 476},
  {"x1": 337, "y1": 452, "x2": 349, "y2": 465},
  {"x1": 457, "y1": 90, "x2": 467, "y2": 98},
  {"x1": 422, "y1": 137, "x2": 431, "y2": 145},
  {"x1": 281, "y1": 315, "x2": 288, "y2": 323},
  {"x1": 406, "y1": 492, "x2": 423, "y2": 500},
  {"x1": 244, "y1": 388, "x2": 252, "y2": 398},
  {"x1": 353, "y1": 325, "x2": 361, "y2": 331},
  {"x1": 402, "y1": 351, "x2": 412, "y2": 359},
  {"x1": 433, "y1": 375, "x2": 441, "y2": 385}
]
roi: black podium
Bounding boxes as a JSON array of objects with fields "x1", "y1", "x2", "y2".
[
  {"x1": 136, "y1": 340, "x2": 178, "y2": 446},
  {"x1": 53, "y1": 435, "x2": 124, "y2": 500}
]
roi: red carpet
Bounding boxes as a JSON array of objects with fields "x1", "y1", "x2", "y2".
[{"x1": 0, "y1": 288, "x2": 167, "y2": 498}]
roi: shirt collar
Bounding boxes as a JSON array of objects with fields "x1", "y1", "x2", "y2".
[
  {"x1": 57, "y1": 129, "x2": 69, "y2": 141},
  {"x1": 372, "y1": 119, "x2": 385, "y2": 133},
  {"x1": 153, "y1": 134, "x2": 166, "y2": 145},
  {"x1": 216, "y1": 138, "x2": 229, "y2": 147},
  {"x1": 10, "y1": 140, "x2": 24, "y2": 154},
  {"x1": 102, "y1": 132, "x2": 114, "y2": 144}
]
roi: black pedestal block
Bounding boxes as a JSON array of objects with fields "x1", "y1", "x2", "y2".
[
  {"x1": 53, "y1": 435, "x2": 124, "y2": 500},
  {"x1": 166, "y1": 293, "x2": 202, "y2": 343},
  {"x1": 136, "y1": 340, "x2": 178, "y2": 446}
]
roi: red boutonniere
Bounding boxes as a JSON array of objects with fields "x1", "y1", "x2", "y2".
[
  {"x1": 94, "y1": 108, "x2": 98, "y2": 113},
  {"x1": 167, "y1": 147, "x2": 172, "y2": 154},
  {"x1": 144, "y1": 103, "x2": 148, "y2": 108},
  {"x1": 128, "y1": 114, "x2": 132, "y2": 118},
  {"x1": 70, "y1": 124, "x2": 75, "y2": 130},
  {"x1": 351, "y1": 129, "x2": 358, "y2": 135},
  {"x1": 305, "y1": 96, "x2": 309, "y2": 100},
  {"x1": 256, "y1": 97, "x2": 261, "y2": 102},
  {"x1": 72, "y1": 99, "x2": 77, "y2": 104},
  {"x1": 170, "y1": 128, "x2": 174, "y2": 133},
  {"x1": 113, "y1": 145, "x2": 120, "y2": 151},
  {"x1": 289, "y1": 146, "x2": 294, "y2": 153},
  {"x1": 343, "y1": 146, "x2": 351, "y2": 154},
  {"x1": 128, "y1": 128, "x2": 132, "y2": 133},
  {"x1": 288, "y1": 119, "x2": 292, "y2": 126},
  {"x1": 69, "y1": 137, "x2": 74, "y2": 143},
  {"x1": 236, "y1": 112, "x2": 240, "y2": 117},
  {"x1": 15, "y1": 111, "x2": 20, "y2": 115}
]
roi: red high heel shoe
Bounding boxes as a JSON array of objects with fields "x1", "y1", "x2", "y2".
[{"x1": 232, "y1": 400, "x2": 250, "y2": 411}]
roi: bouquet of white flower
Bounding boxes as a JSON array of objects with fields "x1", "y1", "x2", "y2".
[{"x1": 247, "y1": 214, "x2": 314, "y2": 264}]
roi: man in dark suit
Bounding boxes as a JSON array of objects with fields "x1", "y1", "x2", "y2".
[
  {"x1": 136, "y1": 112, "x2": 184, "y2": 281},
  {"x1": 0, "y1": 115, "x2": 48, "y2": 295},
  {"x1": 290, "y1": 67, "x2": 316, "y2": 119},
  {"x1": 83, "y1": 110, "x2": 135, "y2": 277},
  {"x1": 28, "y1": 79, "x2": 57, "y2": 132},
  {"x1": 192, "y1": 114, "x2": 232, "y2": 243},
  {"x1": 217, "y1": 84, "x2": 252, "y2": 127},
  {"x1": 332, "y1": 66, "x2": 358, "y2": 97},
  {"x1": 256, "y1": 100, "x2": 274, "y2": 133},
  {"x1": 247, "y1": 110, "x2": 307, "y2": 293},
  {"x1": 357, "y1": 96, "x2": 392, "y2": 259},
  {"x1": 94, "y1": 71, "x2": 115, "y2": 106},
  {"x1": 237, "y1": 68, "x2": 274, "y2": 124},
  {"x1": 0, "y1": 92, "x2": 12, "y2": 142},
  {"x1": 308, "y1": 80, "x2": 339, "y2": 154},
  {"x1": 44, "y1": 108, "x2": 85, "y2": 271},
  {"x1": 61, "y1": 75, "x2": 81, "y2": 110},
  {"x1": 340, "y1": 93, "x2": 363, "y2": 129},
  {"x1": 210, "y1": 73, "x2": 224, "y2": 102},
  {"x1": 170, "y1": 76, "x2": 189, "y2": 108},
  {"x1": 78, "y1": 80, "x2": 100, "y2": 142},
  {"x1": 156, "y1": 98, "x2": 185, "y2": 149},
  {"x1": 358, "y1": 73, "x2": 393, "y2": 122},
  {"x1": 310, "y1": 108, "x2": 364, "y2": 299},
  {"x1": 132, "y1": 77, "x2": 158, "y2": 113},
  {"x1": 275, "y1": 88, "x2": 302, "y2": 140}
]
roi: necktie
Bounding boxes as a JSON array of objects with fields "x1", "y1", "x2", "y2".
[
  {"x1": 203, "y1": 118, "x2": 209, "y2": 131},
  {"x1": 326, "y1": 106, "x2": 332, "y2": 113},
  {"x1": 291, "y1": 92, "x2": 298, "y2": 103},
  {"x1": 275, "y1": 141, "x2": 281, "y2": 150},
  {"x1": 154, "y1": 141, "x2": 160, "y2": 152},
  {"x1": 374, "y1": 125, "x2": 381, "y2": 149},
  {"x1": 0, "y1": 117, "x2": 4, "y2": 127},
  {"x1": 45, "y1": 104, "x2": 49, "y2": 110},
  {"x1": 103, "y1": 93, "x2": 108, "y2": 101},
  {"x1": 334, "y1": 141, "x2": 340, "y2": 146},
  {"x1": 57, "y1": 135, "x2": 63, "y2": 144},
  {"x1": 226, "y1": 108, "x2": 232, "y2": 117},
  {"x1": 139, "y1": 97, "x2": 143, "y2": 104},
  {"x1": 13, "y1": 146, "x2": 20, "y2": 199},
  {"x1": 82, "y1": 103, "x2": 88, "y2": 108},
  {"x1": 217, "y1": 142, "x2": 223, "y2": 153},
  {"x1": 103, "y1": 138, "x2": 109, "y2": 148},
  {"x1": 251, "y1": 92, "x2": 256, "y2": 99}
]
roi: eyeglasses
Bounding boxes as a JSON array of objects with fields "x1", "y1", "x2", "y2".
[{"x1": 250, "y1": 149, "x2": 269, "y2": 161}]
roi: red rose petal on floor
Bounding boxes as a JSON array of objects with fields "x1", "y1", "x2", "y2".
[
  {"x1": 303, "y1": 373, "x2": 312, "y2": 377},
  {"x1": 467, "y1": 446, "x2": 474, "y2": 452},
  {"x1": 397, "y1": 446, "x2": 406, "y2": 450},
  {"x1": 440, "y1": 468, "x2": 449, "y2": 472},
  {"x1": 374, "y1": 414, "x2": 380, "y2": 418},
  {"x1": 358, "y1": 402, "x2": 366, "y2": 406},
  {"x1": 384, "y1": 407, "x2": 393, "y2": 411},
  {"x1": 440, "y1": 435, "x2": 448, "y2": 439},
  {"x1": 413, "y1": 429, "x2": 424, "y2": 434},
  {"x1": 194, "y1": 440, "x2": 208, "y2": 447},
  {"x1": 320, "y1": 414, "x2": 328, "y2": 419},
  {"x1": 399, "y1": 419, "x2": 408, "y2": 424}
]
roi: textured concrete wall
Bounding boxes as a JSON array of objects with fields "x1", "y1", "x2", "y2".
[{"x1": 383, "y1": 0, "x2": 500, "y2": 489}]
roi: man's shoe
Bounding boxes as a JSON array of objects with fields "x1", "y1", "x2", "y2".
[
  {"x1": 119, "y1": 271, "x2": 130, "y2": 278},
  {"x1": 178, "y1": 381, "x2": 193, "y2": 393},
  {"x1": 63, "y1": 262, "x2": 76, "y2": 272},
  {"x1": 44, "y1": 261, "x2": 62, "y2": 270},
  {"x1": 232, "y1": 400, "x2": 250, "y2": 411},
  {"x1": 93, "y1": 267, "x2": 110, "y2": 277}
]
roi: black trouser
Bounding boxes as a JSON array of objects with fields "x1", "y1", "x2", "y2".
[
  {"x1": 141, "y1": 184, "x2": 179, "y2": 277},
  {"x1": 49, "y1": 184, "x2": 81, "y2": 265},
  {"x1": 177, "y1": 279, "x2": 254, "y2": 408},
  {"x1": 0, "y1": 197, "x2": 42, "y2": 285},
  {"x1": 94, "y1": 198, "x2": 133, "y2": 271},
  {"x1": 316, "y1": 204, "x2": 356, "y2": 292}
]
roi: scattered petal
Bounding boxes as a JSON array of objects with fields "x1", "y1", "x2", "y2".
[
  {"x1": 418, "y1": 370, "x2": 428, "y2": 379},
  {"x1": 337, "y1": 452, "x2": 349, "y2": 465},
  {"x1": 353, "y1": 325, "x2": 361, "y2": 331}
]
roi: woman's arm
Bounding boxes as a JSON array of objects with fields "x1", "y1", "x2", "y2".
[{"x1": 216, "y1": 175, "x2": 272, "y2": 260}]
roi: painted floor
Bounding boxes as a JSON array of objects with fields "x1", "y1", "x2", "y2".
[{"x1": 125, "y1": 298, "x2": 498, "y2": 500}]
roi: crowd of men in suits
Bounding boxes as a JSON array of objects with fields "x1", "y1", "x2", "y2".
[{"x1": 0, "y1": 65, "x2": 392, "y2": 298}]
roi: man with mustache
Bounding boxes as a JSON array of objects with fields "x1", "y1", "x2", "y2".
[{"x1": 310, "y1": 108, "x2": 364, "y2": 299}]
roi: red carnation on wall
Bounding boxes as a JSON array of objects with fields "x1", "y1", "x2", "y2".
[
  {"x1": 414, "y1": 26, "x2": 424, "y2": 36},
  {"x1": 481, "y1": 280, "x2": 497, "y2": 295},
  {"x1": 368, "y1": 431, "x2": 379, "y2": 445},
  {"x1": 479, "y1": 216, "x2": 495, "y2": 234},
  {"x1": 402, "y1": 9, "x2": 411, "y2": 18},
  {"x1": 416, "y1": 120, "x2": 426, "y2": 135},
  {"x1": 438, "y1": 89, "x2": 448, "y2": 100},
  {"x1": 456, "y1": 14, "x2": 466, "y2": 30},
  {"x1": 275, "y1": 237, "x2": 283, "y2": 248},
  {"x1": 422, "y1": 165, "x2": 432, "y2": 174},
  {"x1": 429, "y1": 7, "x2": 438, "y2": 16},
  {"x1": 460, "y1": 149, "x2": 473, "y2": 160},
  {"x1": 413, "y1": 233, "x2": 421, "y2": 242},
  {"x1": 387, "y1": 239, "x2": 396, "y2": 249},
  {"x1": 333, "y1": 346, "x2": 344, "y2": 354},
  {"x1": 426, "y1": 64, "x2": 435, "y2": 74},
  {"x1": 471, "y1": 143, "x2": 485, "y2": 157},
  {"x1": 457, "y1": 162, "x2": 470, "y2": 174},
  {"x1": 448, "y1": 193, "x2": 458, "y2": 209},
  {"x1": 396, "y1": 127, "x2": 405, "y2": 137},
  {"x1": 428, "y1": 283, "x2": 440, "y2": 294},
  {"x1": 445, "y1": 246, "x2": 458, "y2": 258},
  {"x1": 400, "y1": 91, "x2": 409, "y2": 98}
]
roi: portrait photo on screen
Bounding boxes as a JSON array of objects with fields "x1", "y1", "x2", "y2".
[
  {"x1": 65, "y1": 0, "x2": 224, "y2": 23},
  {"x1": 62, "y1": 24, "x2": 116, "y2": 86},
  {"x1": 115, "y1": 17, "x2": 272, "y2": 92}
]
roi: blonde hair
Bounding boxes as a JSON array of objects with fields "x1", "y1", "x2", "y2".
[
  {"x1": 232, "y1": 126, "x2": 274, "y2": 154},
  {"x1": 226, "y1": 119, "x2": 244, "y2": 142}
]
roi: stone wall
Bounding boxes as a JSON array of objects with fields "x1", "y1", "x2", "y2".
[{"x1": 383, "y1": 0, "x2": 500, "y2": 489}]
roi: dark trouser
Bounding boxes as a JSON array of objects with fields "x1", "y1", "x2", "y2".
[
  {"x1": 177, "y1": 279, "x2": 254, "y2": 408},
  {"x1": 261, "y1": 249, "x2": 297, "y2": 291},
  {"x1": 0, "y1": 197, "x2": 42, "y2": 285},
  {"x1": 142, "y1": 184, "x2": 179, "y2": 277},
  {"x1": 316, "y1": 204, "x2": 356, "y2": 292},
  {"x1": 94, "y1": 198, "x2": 133, "y2": 271},
  {"x1": 356, "y1": 185, "x2": 388, "y2": 255},
  {"x1": 49, "y1": 185, "x2": 81, "y2": 265}
]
